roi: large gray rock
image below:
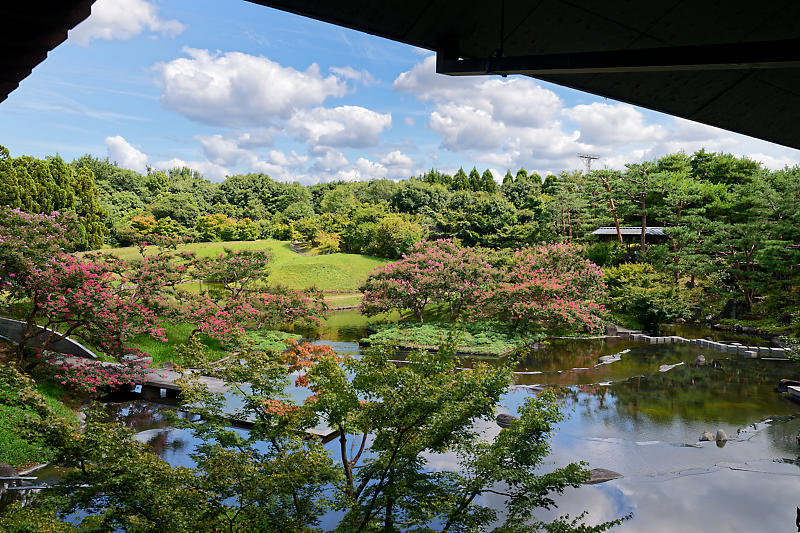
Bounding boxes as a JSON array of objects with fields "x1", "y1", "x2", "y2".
[
  {"x1": 496, "y1": 413, "x2": 519, "y2": 429},
  {"x1": 584, "y1": 468, "x2": 623, "y2": 484},
  {"x1": 604, "y1": 323, "x2": 618, "y2": 336},
  {"x1": 716, "y1": 429, "x2": 728, "y2": 442},
  {"x1": 700, "y1": 430, "x2": 715, "y2": 442},
  {"x1": 695, "y1": 355, "x2": 706, "y2": 366},
  {"x1": 0, "y1": 462, "x2": 18, "y2": 476}
]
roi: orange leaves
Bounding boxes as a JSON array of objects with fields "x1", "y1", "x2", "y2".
[{"x1": 282, "y1": 339, "x2": 341, "y2": 373}]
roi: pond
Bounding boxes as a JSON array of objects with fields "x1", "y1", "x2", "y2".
[{"x1": 34, "y1": 315, "x2": 800, "y2": 531}]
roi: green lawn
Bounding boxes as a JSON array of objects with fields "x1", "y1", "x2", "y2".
[
  {"x1": 128, "y1": 322, "x2": 303, "y2": 366},
  {"x1": 103, "y1": 239, "x2": 388, "y2": 291},
  {"x1": 361, "y1": 323, "x2": 541, "y2": 356}
]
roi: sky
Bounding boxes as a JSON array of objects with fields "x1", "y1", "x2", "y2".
[{"x1": 1, "y1": 0, "x2": 800, "y2": 184}]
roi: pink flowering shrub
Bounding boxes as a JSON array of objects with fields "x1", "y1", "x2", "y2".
[
  {"x1": 470, "y1": 243, "x2": 608, "y2": 333},
  {"x1": 362, "y1": 240, "x2": 607, "y2": 333},
  {"x1": 43, "y1": 355, "x2": 149, "y2": 394},
  {"x1": 360, "y1": 239, "x2": 496, "y2": 321}
]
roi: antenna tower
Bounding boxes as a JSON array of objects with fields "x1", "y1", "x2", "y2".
[{"x1": 577, "y1": 154, "x2": 600, "y2": 173}]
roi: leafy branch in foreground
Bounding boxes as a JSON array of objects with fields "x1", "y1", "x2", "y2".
[{"x1": 18, "y1": 335, "x2": 627, "y2": 532}]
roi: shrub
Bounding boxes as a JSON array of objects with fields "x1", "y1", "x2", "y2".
[{"x1": 603, "y1": 262, "x2": 692, "y2": 331}]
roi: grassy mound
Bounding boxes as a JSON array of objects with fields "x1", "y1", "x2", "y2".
[
  {"x1": 361, "y1": 323, "x2": 541, "y2": 356},
  {"x1": 103, "y1": 239, "x2": 388, "y2": 291}
]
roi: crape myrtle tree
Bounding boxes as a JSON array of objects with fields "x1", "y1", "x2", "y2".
[
  {"x1": 0, "y1": 210, "x2": 326, "y2": 367},
  {"x1": 188, "y1": 247, "x2": 328, "y2": 336},
  {"x1": 360, "y1": 239, "x2": 496, "y2": 322},
  {"x1": 0, "y1": 208, "x2": 170, "y2": 362},
  {"x1": 18, "y1": 337, "x2": 627, "y2": 532},
  {"x1": 471, "y1": 243, "x2": 608, "y2": 334},
  {"x1": 362, "y1": 240, "x2": 607, "y2": 334}
]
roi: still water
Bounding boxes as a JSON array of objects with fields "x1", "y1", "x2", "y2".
[{"x1": 45, "y1": 315, "x2": 800, "y2": 531}]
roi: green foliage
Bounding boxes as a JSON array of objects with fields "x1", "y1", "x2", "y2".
[
  {"x1": 0, "y1": 364, "x2": 76, "y2": 468},
  {"x1": 604, "y1": 263, "x2": 692, "y2": 331},
  {"x1": 363, "y1": 322, "x2": 535, "y2": 355},
  {"x1": 584, "y1": 241, "x2": 625, "y2": 267},
  {"x1": 246, "y1": 330, "x2": 302, "y2": 352},
  {"x1": 0, "y1": 146, "x2": 107, "y2": 249},
  {"x1": 22, "y1": 339, "x2": 623, "y2": 532}
]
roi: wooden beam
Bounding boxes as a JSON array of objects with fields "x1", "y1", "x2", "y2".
[{"x1": 437, "y1": 38, "x2": 800, "y2": 76}]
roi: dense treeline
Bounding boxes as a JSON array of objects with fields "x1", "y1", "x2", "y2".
[{"x1": 0, "y1": 145, "x2": 798, "y2": 331}]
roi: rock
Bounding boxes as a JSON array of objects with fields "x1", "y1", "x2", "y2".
[
  {"x1": 771, "y1": 337, "x2": 785, "y2": 348},
  {"x1": 704, "y1": 314, "x2": 713, "y2": 321},
  {"x1": 496, "y1": 413, "x2": 519, "y2": 429},
  {"x1": 700, "y1": 430, "x2": 715, "y2": 441},
  {"x1": 160, "y1": 361, "x2": 174, "y2": 370},
  {"x1": 695, "y1": 355, "x2": 706, "y2": 366},
  {"x1": 716, "y1": 429, "x2": 728, "y2": 442},
  {"x1": 777, "y1": 379, "x2": 800, "y2": 393},
  {"x1": 604, "y1": 323, "x2": 618, "y2": 336},
  {"x1": 722, "y1": 299, "x2": 750, "y2": 320},
  {"x1": 584, "y1": 468, "x2": 623, "y2": 484},
  {"x1": 0, "y1": 462, "x2": 18, "y2": 476}
]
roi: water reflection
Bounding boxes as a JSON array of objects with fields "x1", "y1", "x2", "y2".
[{"x1": 38, "y1": 317, "x2": 800, "y2": 531}]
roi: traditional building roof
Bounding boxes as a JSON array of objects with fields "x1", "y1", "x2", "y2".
[{"x1": 592, "y1": 226, "x2": 666, "y2": 236}]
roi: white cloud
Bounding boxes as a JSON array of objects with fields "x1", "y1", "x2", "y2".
[
  {"x1": 380, "y1": 150, "x2": 418, "y2": 177},
  {"x1": 197, "y1": 134, "x2": 252, "y2": 167},
  {"x1": 268, "y1": 149, "x2": 307, "y2": 168},
  {"x1": 311, "y1": 149, "x2": 350, "y2": 174},
  {"x1": 288, "y1": 105, "x2": 391, "y2": 148},
  {"x1": 70, "y1": 0, "x2": 185, "y2": 46},
  {"x1": 330, "y1": 66, "x2": 377, "y2": 86},
  {"x1": 394, "y1": 55, "x2": 800, "y2": 173},
  {"x1": 156, "y1": 48, "x2": 348, "y2": 127},
  {"x1": 105, "y1": 135, "x2": 148, "y2": 173},
  {"x1": 154, "y1": 157, "x2": 229, "y2": 181},
  {"x1": 564, "y1": 103, "x2": 668, "y2": 146}
]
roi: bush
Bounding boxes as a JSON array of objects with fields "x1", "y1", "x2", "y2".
[
  {"x1": 604, "y1": 263, "x2": 692, "y2": 331},
  {"x1": 584, "y1": 241, "x2": 625, "y2": 267}
]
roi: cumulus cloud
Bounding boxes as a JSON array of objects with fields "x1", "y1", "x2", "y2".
[
  {"x1": 380, "y1": 150, "x2": 418, "y2": 177},
  {"x1": 288, "y1": 105, "x2": 391, "y2": 148},
  {"x1": 156, "y1": 48, "x2": 348, "y2": 127},
  {"x1": 564, "y1": 103, "x2": 668, "y2": 146},
  {"x1": 154, "y1": 157, "x2": 229, "y2": 181},
  {"x1": 70, "y1": 0, "x2": 185, "y2": 46},
  {"x1": 394, "y1": 55, "x2": 800, "y2": 173},
  {"x1": 105, "y1": 135, "x2": 148, "y2": 173}
]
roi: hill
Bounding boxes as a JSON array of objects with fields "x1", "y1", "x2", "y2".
[{"x1": 102, "y1": 239, "x2": 388, "y2": 292}]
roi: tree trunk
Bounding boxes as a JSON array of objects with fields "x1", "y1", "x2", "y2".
[{"x1": 640, "y1": 198, "x2": 647, "y2": 254}]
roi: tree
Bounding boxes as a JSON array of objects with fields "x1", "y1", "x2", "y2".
[
  {"x1": 479, "y1": 169, "x2": 497, "y2": 193},
  {"x1": 451, "y1": 168, "x2": 469, "y2": 191},
  {"x1": 0, "y1": 146, "x2": 107, "y2": 249},
  {"x1": 26, "y1": 339, "x2": 626, "y2": 532},
  {"x1": 361, "y1": 239, "x2": 495, "y2": 321},
  {"x1": 0, "y1": 209, "x2": 170, "y2": 361},
  {"x1": 471, "y1": 243, "x2": 608, "y2": 333},
  {"x1": 320, "y1": 186, "x2": 357, "y2": 215}
]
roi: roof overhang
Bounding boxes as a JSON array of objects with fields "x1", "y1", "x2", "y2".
[
  {"x1": 0, "y1": 1, "x2": 95, "y2": 103},
  {"x1": 249, "y1": 0, "x2": 800, "y2": 150}
]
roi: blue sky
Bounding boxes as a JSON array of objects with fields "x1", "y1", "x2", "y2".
[{"x1": 1, "y1": 0, "x2": 799, "y2": 183}]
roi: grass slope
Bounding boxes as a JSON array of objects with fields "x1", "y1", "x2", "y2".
[{"x1": 104, "y1": 239, "x2": 387, "y2": 292}]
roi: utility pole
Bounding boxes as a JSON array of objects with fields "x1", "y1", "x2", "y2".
[{"x1": 577, "y1": 154, "x2": 599, "y2": 173}]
